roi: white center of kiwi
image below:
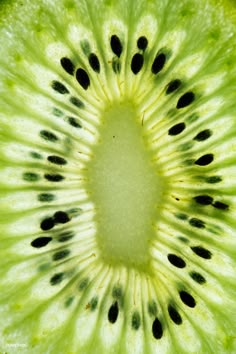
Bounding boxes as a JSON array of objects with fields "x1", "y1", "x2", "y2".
[{"x1": 87, "y1": 101, "x2": 164, "y2": 268}]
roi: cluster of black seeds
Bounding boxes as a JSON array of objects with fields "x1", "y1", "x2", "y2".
[{"x1": 40, "y1": 210, "x2": 71, "y2": 231}]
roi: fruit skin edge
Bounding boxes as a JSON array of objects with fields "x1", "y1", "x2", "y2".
[{"x1": 0, "y1": 0, "x2": 236, "y2": 353}]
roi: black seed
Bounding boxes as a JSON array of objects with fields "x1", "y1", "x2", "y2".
[
  {"x1": 53, "y1": 249, "x2": 70, "y2": 261},
  {"x1": 108, "y1": 301, "x2": 119, "y2": 324},
  {"x1": 50, "y1": 272, "x2": 64, "y2": 285},
  {"x1": 177, "y1": 92, "x2": 195, "y2": 109},
  {"x1": 68, "y1": 117, "x2": 82, "y2": 128},
  {"x1": 90, "y1": 297, "x2": 98, "y2": 311},
  {"x1": 76, "y1": 68, "x2": 90, "y2": 90},
  {"x1": 131, "y1": 53, "x2": 144, "y2": 74},
  {"x1": 152, "y1": 318, "x2": 163, "y2": 339},
  {"x1": 193, "y1": 129, "x2": 212, "y2": 141},
  {"x1": 193, "y1": 195, "x2": 213, "y2": 205},
  {"x1": 110, "y1": 35, "x2": 122, "y2": 57},
  {"x1": 137, "y1": 36, "x2": 148, "y2": 50},
  {"x1": 47, "y1": 155, "x2": 67, "y2": 165},
  {"x1": 168, "y1": 122, "x2": 186, "y2": 136},
  {"x1": 58, "y1": 231, "x2": 75, "y2": 242},
  {"x1": 166, "y1": 79, "x2": 182, "y2": 94},
  {"x1": 40, "y1": 217, "x2": 55, "y2": 231},
  {"x1": 212, "y1": 201, "x2": 229, "y2": 211},
  {"x1": 60, "y1": 57, "x2": 75, "y2": 75},
  {"x1": 23, "y1": 172, "x2": 40, "y2": 182},
  {"x1": 132, "y1": 311, "x2": 141, "y2": 330},
  {"x1": 112, "y1": 286, "x2": 123, "y2": 299},
  {"x1": 189, "y1": 218, "x2": 205, "y2": 229},
  {"x1": 168, "y1": 254, "x2": 186, "y2": 268},
  {"x1": 168, "y1": 305, "x2": 182, "y2": 325},
  {"x1": 152, "y1": 53, "x2": 166, "y2": 74},
  {"x1": 178, "y1": 236, "x2": 189, "y2": 243},
  {"x1": 195, "y1": 153, "x2": 214, "y2": 166},
  {"x1": 38, "y1": 193, "x2": 55, "y2": 202},
  {"x1": 54, "y1": 211, "x2": 70, "y2": 224},
  {"x1": 79, "y1": 278, "x2": 89, "y2": 291},
  {"x1": 70, "y1": 96, "x2": 84, "y2": 108},
  {"x1": 40, "y1": 130, "x2": 58, "y2": 142},
  {"x1": 191, "y1": 246, "x2": 212, "y2": 259},
  {"x1": 179, "y1": 290, "x2": 196, "y2": 308},
  {"x1": 112, "y1": 57, "x2": 121, "y2": 73},
  {"x1": 189, "y1": 271, "x2": 206, "y2": 284},
  {"x1": 51, "y1": 80, "x2": 69, "y2": 94},
  {"x1": 44, "y1": 173, "x2": 64, "y2": 182},
  {"x1": 89, "y1": 53, "x2": 100, "y2": 73},
  {"x1": 148, "y1": 301, "x2": 158, "y2": 317},
  {"x1": 31, "y1": 236, "x2": 52, "y2": 248}
]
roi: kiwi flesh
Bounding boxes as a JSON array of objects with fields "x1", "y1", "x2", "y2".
[{"x1": 0, "y1": 0, "x2": 236, "y2": 353}]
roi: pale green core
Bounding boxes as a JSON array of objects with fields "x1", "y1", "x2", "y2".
[{"x1": 88, "y1": 102, "x2": 164, "y2": 268}]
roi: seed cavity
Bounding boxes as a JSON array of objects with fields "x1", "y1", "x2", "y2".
[
  {"x1": 40, "y1": 130, "x2": 58, "y2": 142},
  {"x1": 40, "y1": 217, "x2": 55, "y2": 231},
  {"x1": 193, "y1": 195, "x2": 213, "y2": 205},
  {"x1": 191, "y1": 246, "x2": 212, "y2": 259},
  {"x1": 47, "y1": 155, "x2": 67, "y2": 165},
  {"x1": 132, "y1": 311, "x2": 141, "y2": 330},
  {"x1": 166, "y1": 79, "x2": 182, "y2": 94},
  {"x1": 189, "y1": 218, "x2": 205, "y2": 229},
  {"x1": 53, "y1": 249, "x2": 70, "y2": 261},
  {"x1": 112, "y1": 286, "x2": 123, "y2": 299},
  {"x1": 189, "y1": 271, "x2": 206, "y2": 284},
  {"x1": 148, "y1": 301, "x2": 158, "y2": 317},
  {"x1": 78, "y1": 278, "x2": 89, "y2": 291},
  {"x1": 68, "y1": 117, "x2": 82, "y2": 128},
  {"x1": 38, "y1": 193, "x2": 55, "y2": 202},
  {"x1": 23, "y1": 172, "x2": 40, "y2": 182},
  {"x1": 30, "y1": 151, "x2": 43, "y2": 159},
  {"x1": 167, "y1": 254, "x2": 186, "y2": 268},
  {"x1": 88, "y1": 53, "x2": 100, "y2": 73},
  {"x1": 51, "y1": 80, "x2": 69, "y2": 94},
  {"x1": 90, "y1": 297, "x2": 98, "y2": 311},
  {"x1": 194, "y1": 154, "x2": 214, "y2": 166},
  {"x1": 131, "y1": 53, "x2": 144, "y2": 74},
  {"x1": 60, "y1": 57, "x2": 75, "y2": 75},
  {"x1": 31, "y1": 236, "x2": 52, "y2": 248},
  {"x1": 177, "y1": 92, "x2": 195, "y2": 109},
  {"x1": 137, "y1": 36, "x2": 148, "y2": 51},
  {"x1": 151, "y1": 53, "x2": 166, "y2": 74},
  {"x1": 194, "y1": 129, "x2": 212, "y2": 141},
  {"x1": 108, "y1": 301, "x2": 119, "y2": 324},
  {"x1": 70, "y1": 96, "x2": 84, "y2": 108},
  {"x1": 112, "y1": 57, "x2": 121, "y2": 74},
  {"x1": 168, "y1": 122, "x2": 186, "y2": 136},
  {"x1": 179, "y1": 290, "x2": 196, "y2": 308},
  {"x1": 152, "y1": 318, "x2": 163, "y2": 339},
  {"x1": 58, "y1": 231, "x2": 75, "y2": 242},
  {"x1": 212, "y1": 201, "x2": 229, "y2": 211},
  {"x1": 50, "y1": 272, "x2": 64, "y2": 286},
  {"x1": 168, "y1": 305, "x2": 182, "y2": 325},
  {"x1": 44, "y1": 173, "x2": 64, "y2": 182},
  {"x1": 206, "y1": 176, "x2": 222, "y2": 184},
  {"x1": 110, "y1": 35, "x2": 122, "y2": 57},
  {"x1": 76, "y1": 68, "x2": 90, "y2": 90}
]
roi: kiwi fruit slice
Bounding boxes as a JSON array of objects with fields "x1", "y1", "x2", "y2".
[{"x1": 0, "y1": 0, "x2": 236, "y2": 353}]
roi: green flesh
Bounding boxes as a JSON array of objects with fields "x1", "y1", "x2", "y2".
[{"x1": 0, "y1": 0, "x2": 236, "y2": 353}]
